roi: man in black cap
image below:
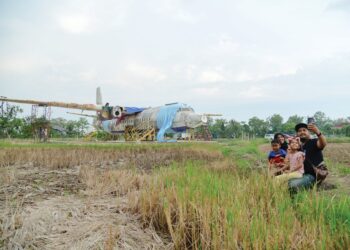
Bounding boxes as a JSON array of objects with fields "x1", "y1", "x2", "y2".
[{"x1": 288, "y1": 122, "x2": 327, "y2": 193}]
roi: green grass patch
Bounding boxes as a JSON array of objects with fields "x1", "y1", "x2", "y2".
[
  {"x1": 136, "y1": 139, "x2": 350, "y2": 249},
  {"x1": 325, "y1": 158, "x2": 350, "y2": 176},
  {"x1": 332, "y1": 162, "x2": 350, "y2": 176},
  {"x1": 327, "y1": 137, "x2": 350, "y2": 143},
  {"x1": 139, "y1": 162, "x2": 350, "y2": 249},
  {"x1": 220, "y1": 139, "x2": 266, "y2": 170}
]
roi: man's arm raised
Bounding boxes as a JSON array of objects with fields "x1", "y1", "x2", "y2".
[{"x1": 307, "y1": 124, "x2": 327, "y2": 149}]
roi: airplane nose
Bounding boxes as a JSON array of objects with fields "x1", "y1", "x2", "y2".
[{"x1": 186, "y1": 114, "x2": 207, "y2": 128}]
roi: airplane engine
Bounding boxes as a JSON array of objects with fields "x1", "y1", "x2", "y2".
[{"x1": 111, "y1": 106, "x2": 124, "y2": 118}]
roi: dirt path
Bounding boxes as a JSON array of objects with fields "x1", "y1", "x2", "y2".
[{"x1": 0, "y1": 164, "x2": 172, "y2": 249}]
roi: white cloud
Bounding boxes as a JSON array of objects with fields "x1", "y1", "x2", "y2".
[
  {"x1": 230, "y1": 63, "x2": 299, "y2": 82},
  {"x1": 192, "y1": 87, "x2": 221, "y2": 96},
  {"x1": 0, "y1": 56, "x2": 48, "y2": 73},
  {"x1": 210, "y1": 34, "x2": 240, "y2": 54},
  {"x1": 78, "y1": 70, "x2": 97, "y2": 81},
  {"x1": 55, "y1": 0, "x2": 132, "y2": 34},
  {"x1": 234, "y1": 72, "x2": 255, "y2": 82},
  {"x1": 152, "y1": 0, "x2": 200, "y2": 23},
  {"x1": 113, "y1": 63, "x2": 167, "y2": 88},
  {"x1": 126, "y1": 63, "x2": 166, "y2": 82},
  {"x1": 183, "y1": 64, "x2": 198, "y2": 81},
  {"x1": 173, "y1": 10, "x2": 198, "y2": 23},
  {"x1": 239, "y1": 86, "x2": 267, "y2": 99},
  {"x1": 327, "y1": 0, "x2": 350, "y2": 12},
  {"x1": 198, "y1": 70, "x2": 225, "y2": 83},
  {"x1": 58, "y1": 15, "x2": 92, "y2": 34}
]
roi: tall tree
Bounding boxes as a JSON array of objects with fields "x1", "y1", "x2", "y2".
[
  {"x1": 313, "y1": 111, "x2": 332, "y2": 134},
  {"x1": 0, "y1": 103, "x2": 24, "y2": 138},
  {"x1": 209, "y1": 119, "x2": 227, "y2": 138},
  {"x1": 76, "y1": 118, "x2": 89, "y2": 137},
  {"x1": 286, "y1": 115, "x2": 304, "y2": 124},
  {"x1": 226, "y1": 119, "x2": 242, "y2": 138},
  {"x1": 282, "y1": 115, "x2": 305, "y2": 134},
  {"x1": 343, "y1": 125, "x2": 350, "y2": 137},
  {"x1": 50, "y1": 117, "x2": 89, "y2": 137},
  {"x1": 241, "y1": 122, "x2": 250, "y2": 133},
  {"x1": 267, "y1": 114, "x2": 283, "y2": 133},
  {"x1": 248, "y1": 116, "x2": 268, "y2": 137}
]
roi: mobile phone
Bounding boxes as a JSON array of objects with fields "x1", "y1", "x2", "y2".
[{"x1": 307, "y1": 117, "x2": 315, "y2": 124}]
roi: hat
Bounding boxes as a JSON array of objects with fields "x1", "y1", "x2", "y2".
[{"x1": 295, "y1": 123, "x2": 307, "y2": 132}]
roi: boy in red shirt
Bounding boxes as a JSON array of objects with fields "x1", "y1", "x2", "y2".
[{"x1": 268, "y1": 139, "x2": 287, "y2": 176}]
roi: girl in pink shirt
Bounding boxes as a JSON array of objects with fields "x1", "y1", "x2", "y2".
[{"x1": 275, "y1": 137, "x2": 304, "y2": 182}]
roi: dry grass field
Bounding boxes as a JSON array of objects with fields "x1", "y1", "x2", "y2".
[
  {"x1": 0, "y1": 140, "x2": 349, "y2": 249},
  {"x1": 324, "y1": 143, "x2": 350, "y2": 165},
  {"x1": 0, "y1": 143, "x2": 221, "y2": 249}
]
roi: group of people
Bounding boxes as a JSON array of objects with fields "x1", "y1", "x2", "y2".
[{"x1": 268, "y1": 122, "x2": 327, "y2": 193}]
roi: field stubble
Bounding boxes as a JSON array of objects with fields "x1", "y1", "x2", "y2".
[
  {"x1": 0, "y1": 144, "x2": 221, "y2": 249},
  {"x1": 1, "y1": 141, "x2": 349, "y2": 249},
  {"x1": 132, "y1": 141, "x2": 350, "y2": 249},
  {"x1": 0, "y1": 146, "x2": 221, "y2": 170}
]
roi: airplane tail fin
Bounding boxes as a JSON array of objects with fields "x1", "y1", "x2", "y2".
[{"x1": 96, "y1": 87, "x2": 102, "y2": 105}]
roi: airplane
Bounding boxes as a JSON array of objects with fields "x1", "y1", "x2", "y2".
[{"x1": 0, "y1": 88, "x2": 220, "y2": 141}]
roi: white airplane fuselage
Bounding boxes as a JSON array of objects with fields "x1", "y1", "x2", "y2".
[{"x1": 99, "y1": 106, "x2": 208, "y2": 134}]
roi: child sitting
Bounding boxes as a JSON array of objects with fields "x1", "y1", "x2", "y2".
[
  {"x1": 275, "y1": 137, "x2": 304, "y2": 182},
  {"x1": 268, "y1": 139, "x2": 287, "y2": 176}
]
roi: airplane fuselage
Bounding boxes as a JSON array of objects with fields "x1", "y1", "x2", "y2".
[{"x1": 98, "y1": 105, "x2": 207, "y2": 134}]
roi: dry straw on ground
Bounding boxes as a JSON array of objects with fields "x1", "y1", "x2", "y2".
[
  {"x1": 0, "y1": 164, "x2": 175, "y2": 249},
  {"x1": 1, "y1": 145, "x2": 221, "y2": 249},
  {"x1": 0, "y1": 147, "x2": 222, "y2": 169},
  {"x1": 1, "y1": 195, "x2": 173, "y2": 249},
  {"x1": 2, "y1": 142, "x2": 349, "y2": 249}
]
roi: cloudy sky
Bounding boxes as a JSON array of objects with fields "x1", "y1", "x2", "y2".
[{"x1": 0, "y1": 0, "x2": 349, "y2": 122}]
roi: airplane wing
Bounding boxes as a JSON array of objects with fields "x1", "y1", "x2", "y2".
[
  {"x1": 67, "y1": 112, "x2": 97, "y2": 118},
  {"x1": 0, "y1": 97, "x2": 102, "y2": 111}
]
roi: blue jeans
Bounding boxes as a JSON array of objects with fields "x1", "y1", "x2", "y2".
[{"x1": 288, "y1": 174, "x2": 316, "y2": 195}]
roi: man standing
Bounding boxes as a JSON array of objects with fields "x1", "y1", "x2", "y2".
[{"x1": 288, "y1": 122, "x2": 327, "y2": 193}]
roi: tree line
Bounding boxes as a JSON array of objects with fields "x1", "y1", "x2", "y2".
[
  {"x1": 0, "y1": 103, "x2": 89, "y2": 139},
  {"x1": 1, "y1": 103, "x2": 349, "y2": 139},
  {"x1": 208, "y1": 112, "x2": 350, "y2": 139}
]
